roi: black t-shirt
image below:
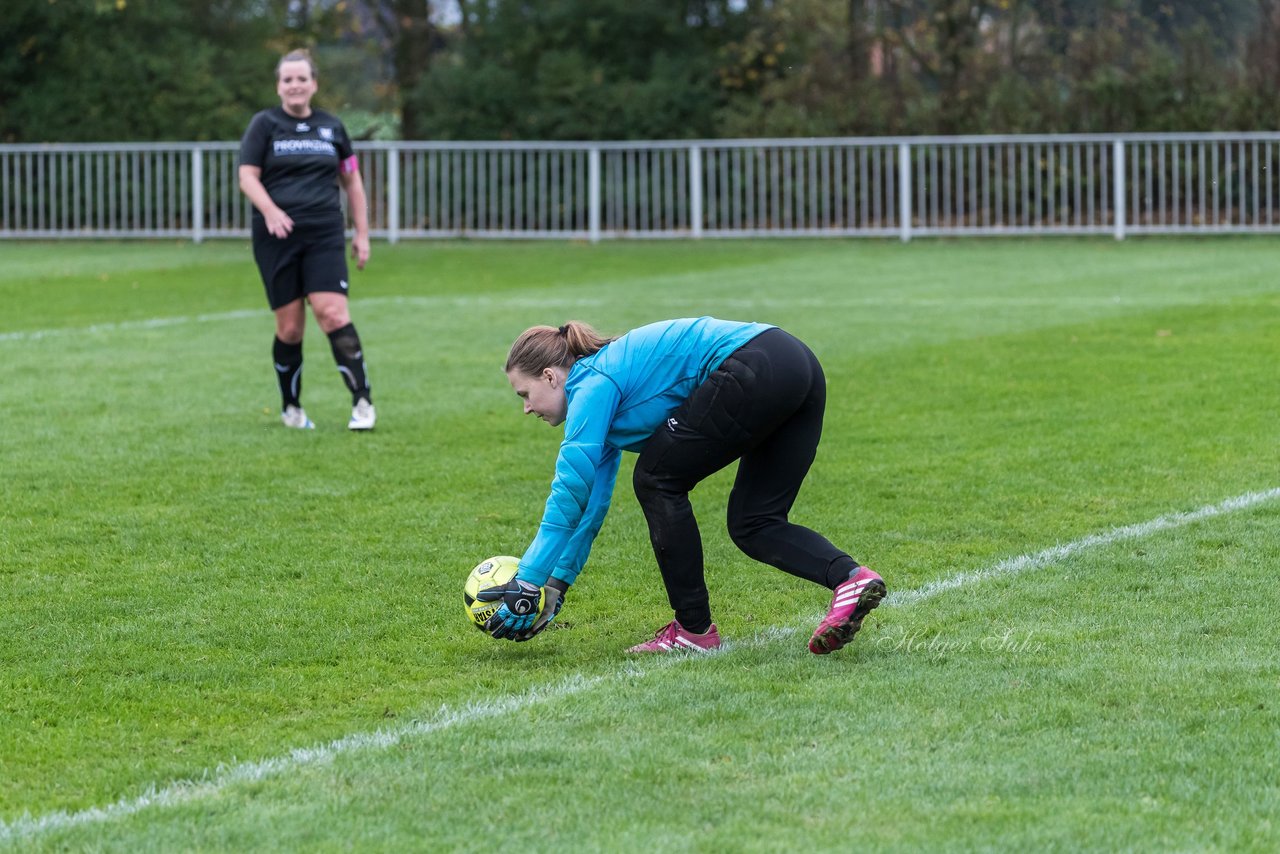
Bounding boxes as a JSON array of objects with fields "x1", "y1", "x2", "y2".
[{"x1": 239, "y1": 106, "x2": 355, "y2": 224}]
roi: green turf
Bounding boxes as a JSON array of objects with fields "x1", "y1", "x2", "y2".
[{"x1": 1, "y1": 237, "x2": 1278, "y2": 851}]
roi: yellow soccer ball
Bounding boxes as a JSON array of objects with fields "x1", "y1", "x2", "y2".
[{"x1": 463, "y1": 556, "x2": 543, "y2": 631}]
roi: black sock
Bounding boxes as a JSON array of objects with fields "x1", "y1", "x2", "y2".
[
  {"x1": 676, "y1": 609, "x2": 713, "y2": 635},
  {"x1": 273, "y1": 337, "x2": 303, "y2": 410},
  {"x1": 327, "y1": 323, "x2": 371, "y2": 405},
  {"x1": 824, "y1": 556, "x2": 861, "y2": 588}
]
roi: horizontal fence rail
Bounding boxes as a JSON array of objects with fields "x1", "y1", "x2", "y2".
[{"x1": 4, "y1": 134, "x2": 1280, "y2": 241}]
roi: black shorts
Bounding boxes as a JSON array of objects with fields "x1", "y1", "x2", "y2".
[{"x1": 252, "y1": 216, "x2": 350, "y2": 310}]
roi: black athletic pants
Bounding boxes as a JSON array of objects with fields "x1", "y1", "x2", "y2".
[{"x1": 632, "y1": 328, "x2": 857, "y2": 627}]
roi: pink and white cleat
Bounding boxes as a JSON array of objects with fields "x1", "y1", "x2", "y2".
[
  {"x1": 626, "y1": 620, "x2": 721, "y2": 654},
  {"x1": 808, "y1": 567, "x2": 886, "y2": 655}
]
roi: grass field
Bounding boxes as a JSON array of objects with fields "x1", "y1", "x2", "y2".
[{"x1": 2, "y1": 236, "x2": 1278, "y2": 851}]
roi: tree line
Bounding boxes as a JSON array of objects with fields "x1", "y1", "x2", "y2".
[{"x1": 4, "y1": 0, "x2": 1279, "y2": 144}]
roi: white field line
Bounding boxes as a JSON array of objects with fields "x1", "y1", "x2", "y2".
[
  {"x1": 0, "y1": 675, "x2": 605, "y2": 843},
  {"x1": 0, "y1": 309, "x2": 263, "y2": 342},
  {"x1": 885, "y1": 486, "x2": 1280, "y2": 609},
  {"x1": 0, "y1": 292, "x2": 1236, "y2": 344},
  {"x1": 2, "y1": 485, "x2": 1277, "y2": 843}
]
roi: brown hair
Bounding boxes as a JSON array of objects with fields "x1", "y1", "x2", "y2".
[
  {"x1": 505, "y1": 321, "x2": 613, "y2": 376},
  {"x1": 276, "y1": 49, "x2": 317, "y2": 80}
]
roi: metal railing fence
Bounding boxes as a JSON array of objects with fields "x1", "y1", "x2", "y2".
[{"x1": 4, "y1": 133, "x2": 1280, "y2": 242}]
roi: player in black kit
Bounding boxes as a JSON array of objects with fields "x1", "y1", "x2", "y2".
[{"x1": 238, "y1": 48, "x2": 376, "y2": 431}]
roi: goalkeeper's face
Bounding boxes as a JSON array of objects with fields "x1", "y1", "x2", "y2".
[{"x1": 507, "y1": 366, "x2": 568, "y2": 427}]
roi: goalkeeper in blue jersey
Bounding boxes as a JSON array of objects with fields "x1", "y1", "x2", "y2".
[{"x1": 478, "y1": 317, "x2": 886, "y2": 655}]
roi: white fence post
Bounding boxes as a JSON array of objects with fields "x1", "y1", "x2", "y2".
[
  {"x1": 387, "y1": 145, "x2": 400, "y2": 245},
  {"x1": 191, "y1": 147, "x2": 204, "y2": 244},
  {"x1": 689, "y1": 144, "x2": 703, "y2": 239},
  {"x1": 1113, "y1": 139, "x2": 1126, "y2": 241},
  {"x1": 588, "y1": 146, "x2": 601, "y2": 243},
  {"x1": 898, "y1": 141, "x2": 912, "y2": 242}
]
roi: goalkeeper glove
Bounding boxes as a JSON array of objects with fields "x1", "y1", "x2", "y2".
[
  {"x1": 514, "y1": 577, "x2": 569, "y2": 642},
  {"x1": 477, "y1": 578, "x2": 544, "y2": 639}
]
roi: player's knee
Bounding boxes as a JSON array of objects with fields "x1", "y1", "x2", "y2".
[
  {"x1": 727, "y1": 511, "x2": 772, "y2": 560},
  {"x1": 275, "y1": 320, "x2": 304, "y2": 343},
  {"x1": 308, "y1": 294, "x2": 350, "y2": 331},
  {"x1": 632, "y1": 464, "x2": 686, "y2": 511},
  {"x1": 314, "y1": 307, "x2": 349, "y2": 332},
  {"x1": 274, "y1": 303, "x2": 306, "y2": 342},
  {"x1": 632, "y1": 463, "x2": 659, "y2": 502}
]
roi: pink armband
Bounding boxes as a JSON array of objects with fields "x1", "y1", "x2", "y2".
[{"x1": 341, "y1": 155, "x2": 360, "y2": 174}]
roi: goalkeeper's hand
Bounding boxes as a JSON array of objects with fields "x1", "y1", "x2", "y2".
[
  {"x1": 513, "y1": 578, "x2": 568, "y2": 642},
  {"x1": 477, "y1": 578, "x2": 544, "y2": 639},
  {"x1": 477, "y1": 577, "x2": 569, "y2": 641}
]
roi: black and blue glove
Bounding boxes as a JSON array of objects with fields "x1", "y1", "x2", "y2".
[
  {"x1": 514, "y1": 578, "x2": 568, "y2": 642},
  {"x1": 477, "y1": 579, "x2": 544, "y2": 639},
  {"x1": 478, "y1": 577, "x2": 569, "y2": 641}
]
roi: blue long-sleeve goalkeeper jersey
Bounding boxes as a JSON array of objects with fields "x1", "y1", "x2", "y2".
[{"x1": 517, "y1": 317, "x2": 773, "y2": 587}]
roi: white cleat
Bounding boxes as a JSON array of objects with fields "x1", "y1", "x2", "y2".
[
  {"x1": 349, "y1": 398, "x2": 376, "y2": 431},
  {"x1": 281, "y1": 404, "x2": 315, "y2": 429}
]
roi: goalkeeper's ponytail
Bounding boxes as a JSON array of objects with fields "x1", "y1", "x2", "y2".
[{"x1": 506, "y1": 321, "x2": 612, "y2": 376}]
